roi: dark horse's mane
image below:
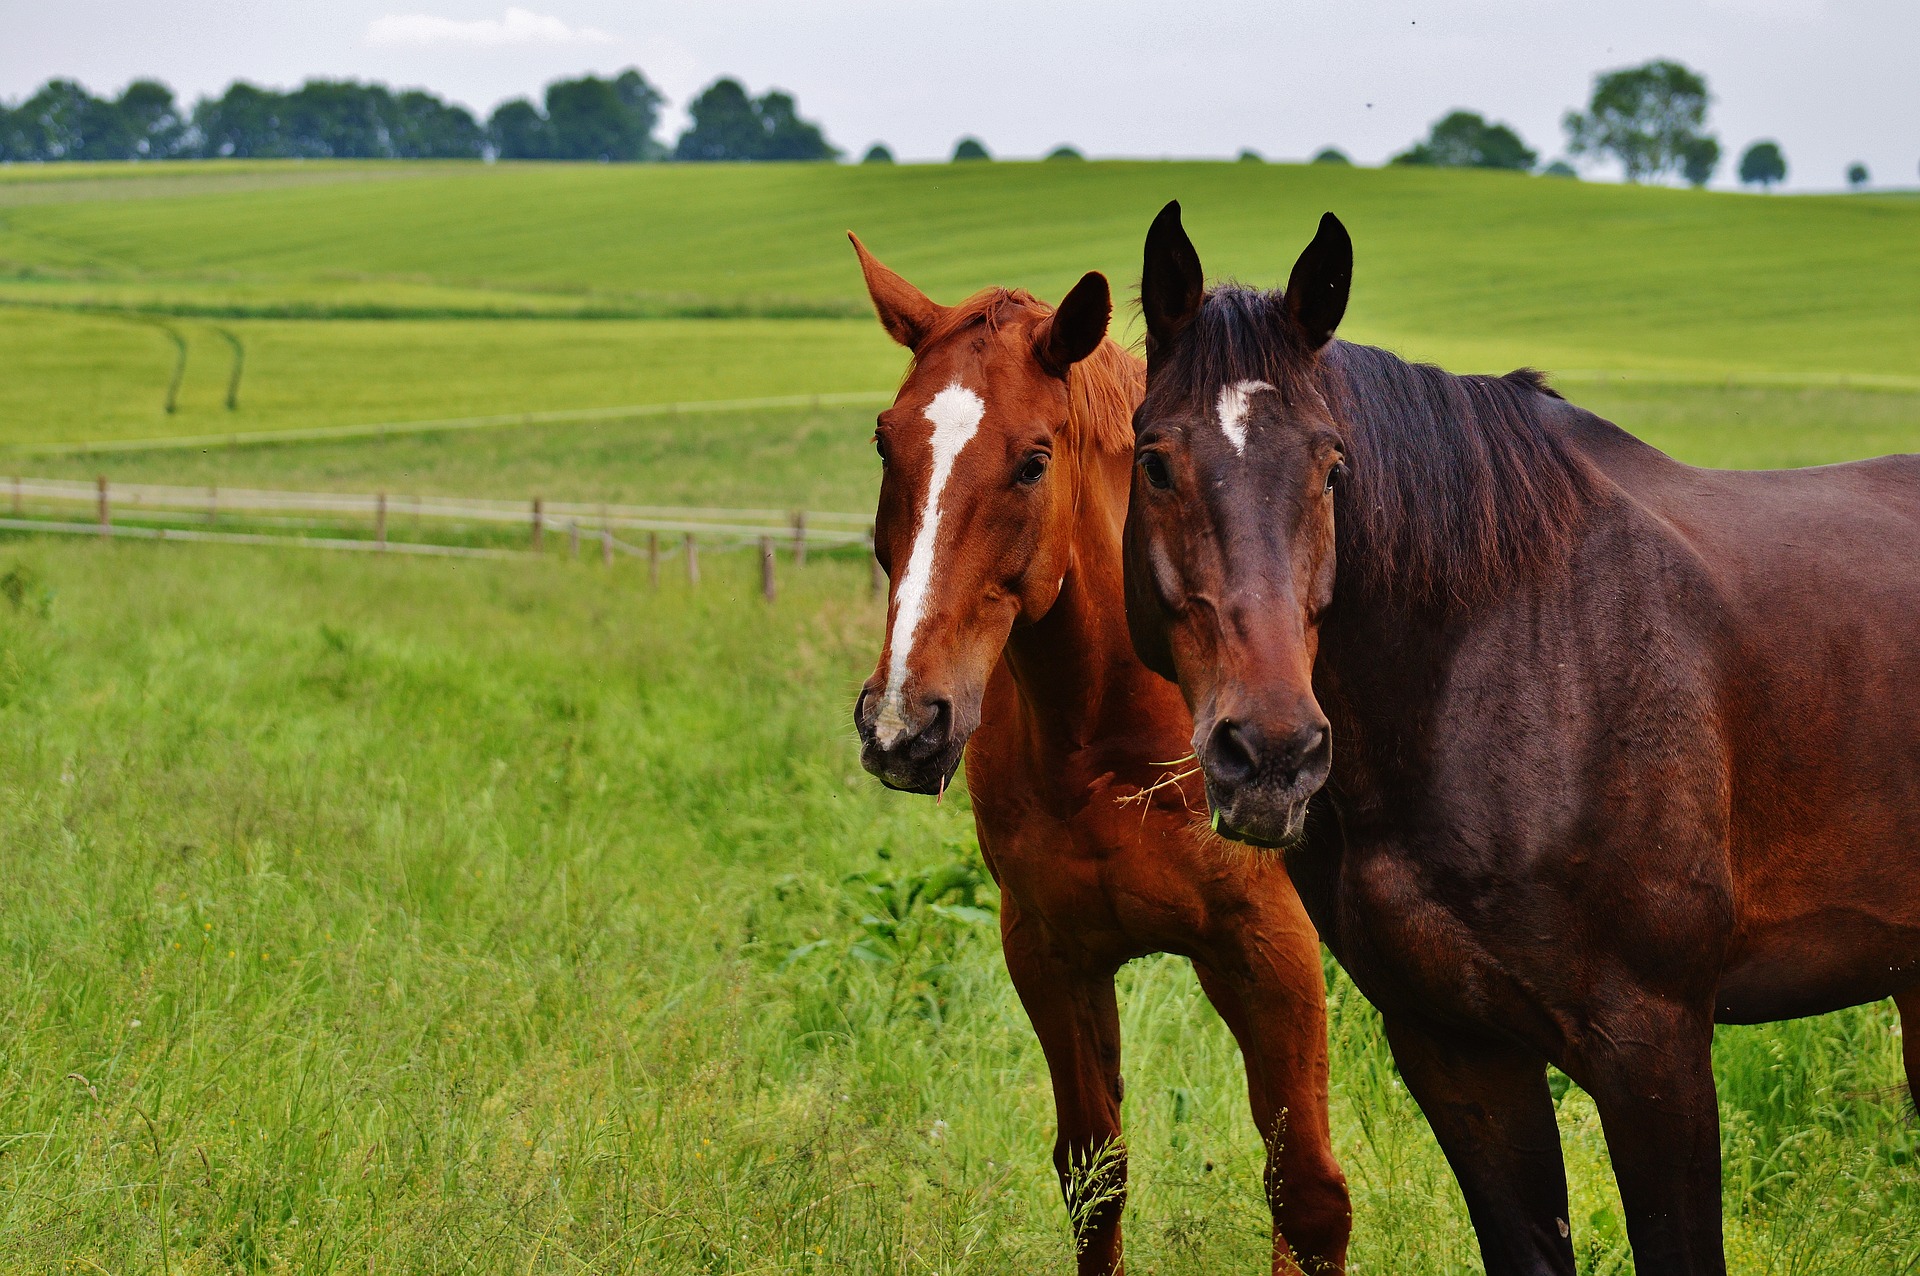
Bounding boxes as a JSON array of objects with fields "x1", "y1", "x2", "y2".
[{"x1": 1162, "y1": 285, "x2": 1601, "y2": 612}]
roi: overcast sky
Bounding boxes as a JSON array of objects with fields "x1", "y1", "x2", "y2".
[{"x1": 6, "y1": 0, "x2": 1914, "y2": 191}]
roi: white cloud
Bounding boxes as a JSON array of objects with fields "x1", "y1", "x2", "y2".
[{"x1": 365, "y1": 7, "x2": 613, "y2": 49}]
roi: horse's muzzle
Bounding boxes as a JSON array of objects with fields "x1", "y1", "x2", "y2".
[{"x1": 854, "y1": 686, "x2": 966, "y2": 796}]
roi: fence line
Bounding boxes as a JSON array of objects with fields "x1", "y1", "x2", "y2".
[
  {"x1": 9, "y1": 389, "x2": 898, "y2": 457},
  {"x1": 0, "y1": 477, "x2": 886, "y2": 602},
  {"x1": 0, "y1": 517, "x2": 525, "y2": 560}
]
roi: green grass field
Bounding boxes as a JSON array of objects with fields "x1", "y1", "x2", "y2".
[{"x1": 0, "y1": 159, "x2": 1917, "y2": 1273}]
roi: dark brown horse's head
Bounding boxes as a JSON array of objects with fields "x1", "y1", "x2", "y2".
[
  {"x1": 848, "y1": 233, "x2": 1119, "y2": 794},
  {"x1": 1123, "y1": 202, "x2": 1353, "y2": 848}
]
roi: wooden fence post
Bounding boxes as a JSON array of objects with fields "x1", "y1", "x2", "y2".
[
  {"x1": 869, "y1": 527, "x2": 885, "y2": 597},
  {"x1": 568, "y1": 521, "x2": 580, "y2": 559},
  {"x1": 531, "y1": 498, "x2": 544, "y2": 552},
  {"x1": 97, "y1": 476, "x2": 110, "y2": 538},
  {"x1": 791, "y1": 511, "x2": 807, "y2": 568},
  {"x1": 601, "y1": 527, "x2": 613, "y2": 566},
  {"x1": 648, "y1": 532, "x2": 660, "y2": 588},
  {"x1": 206, "y1": 485, "x2": 218, "y2": 524},
  {"x1": 760, "y1": 536, "x2": 776, "y2": 602},
  {"x1": 10, "y1": 476, "x2": 20, "y2": 517},
  {"x1": 375, "y1": 491, "x2": 388, "y2": 550},
  {"x1": 685, "y1": 533, "x2": 700, "y2": 587}
]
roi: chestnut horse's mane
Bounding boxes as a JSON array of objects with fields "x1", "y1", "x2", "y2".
[
  {"x1": 913, "y1": 287, "x2": 1142, "y2": 456},
  {"x1": 1159, "y1": 284, "x2": 1602, "y2": 612}
]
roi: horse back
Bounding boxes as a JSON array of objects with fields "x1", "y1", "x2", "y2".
[{"x1": 1571, "y1": 417, "x2": 1920, "y2": 1018}]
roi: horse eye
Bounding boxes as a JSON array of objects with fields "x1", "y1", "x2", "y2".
[
  {"x1": 1017, "y1": 453, "x2": 1049, "y2": 485},
  {"x1": 1325, "y1": 461, "x2": 1348, "y2": 493},
  {"x1": 1140, "y1": 452, "x2": 1173, "y2": 490},
  {"x1": 874, "y1": 436, "x2": 889, "y2": 466}
]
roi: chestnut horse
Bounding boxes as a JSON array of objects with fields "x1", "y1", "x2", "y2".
[
  {"x1": 847, "y1": 234, "x2": 1350, "y2": 1274},
  {"x1": 1121, "y1": 201, "x2": 1920, "y2": 1275}
]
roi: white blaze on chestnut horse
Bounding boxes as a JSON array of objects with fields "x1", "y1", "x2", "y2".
[{"x1": 847, "y1": 231, "x2": 1351, "y2": 1276}]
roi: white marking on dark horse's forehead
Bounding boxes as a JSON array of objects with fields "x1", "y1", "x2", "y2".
[{"x1": 1215, "y1": 380, "x2": 1274, "y2": 456}]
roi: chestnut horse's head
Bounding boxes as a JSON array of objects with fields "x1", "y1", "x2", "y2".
[
  {"x1": 1123, "y1": 202, "x2": 1353, "y2": 848},
  {"x1": 849, "y1": 234, "x2": 1128, "y2": 794}
]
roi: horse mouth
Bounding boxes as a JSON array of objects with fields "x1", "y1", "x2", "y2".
[{"x1": 1208, "y1": 796, "x2": 1310, "y2": 851}]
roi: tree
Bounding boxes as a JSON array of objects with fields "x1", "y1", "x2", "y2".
[
  {"x1": 861, "y1": 143, "x2": 894, "y2": 164},
  {"x1": 1847, "y1": 162, "x2": 1869, "y2": 189},
  {"x1": 673, "y1": 79, "x2": 836, "y2": 162},
  {"x1": 1542, "y1": 160, "x2": 1578, "y2": 179},
  {"x1": 1680, "y1": 135, "x2": 1720, "y2": 188},
  {"x1": 1236, "y1": 149, "x2": 1264, "y2": 163},
  {"x1": 1564, "y1": 59, "x2": 1715, "y2": 183},
  {"x1": 951, "y1": 137, "x2": 990, "y2": 162},
  {"x1": 1738, "y1": 140, "x2": 1786, "y2": 190},
  {"x1": 1392, "y1": 110, "x2": 1536, "y2": 170},
  {"x1": 1046, "y1": 145, "x2": 1084, "y2": 161},
  {"x1": 545, "y1": 70, "x2": 664, "y2": 161},
  {"x1": 487, "y1": 99, "x2": 550, "y2": 159},
  {"x1": 1311, "y1": 147, "x2": 1351, "y2": 165}
]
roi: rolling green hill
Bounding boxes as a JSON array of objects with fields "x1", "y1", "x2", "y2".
[{"x1": 2, "y1": 160, "x2": 1916, "y2": 457}]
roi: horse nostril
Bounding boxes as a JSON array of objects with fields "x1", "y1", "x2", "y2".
[
  {"x1": 1205, "y1": 717, "x2": 1261, "y2": 786},
  {"x1": 912, "y1": 696, "x2": 953, "y2": 756}
]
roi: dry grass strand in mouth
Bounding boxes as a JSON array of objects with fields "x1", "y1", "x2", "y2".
[{"x1": 1116, "y1": 754, "x2": 1206, "y2": 823}]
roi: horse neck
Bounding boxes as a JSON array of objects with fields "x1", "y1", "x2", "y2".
[{"x1": 998, "y1": 421, "x2": 1144, "y2": 742}]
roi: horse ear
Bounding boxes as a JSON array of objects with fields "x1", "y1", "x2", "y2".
[
  {"x1": 1282, "y1": 212, "x2": 1352, "y2": 351},
  {"x1": 1035, "y1": 271, "x2": 1111, "y2": 376},
  {"x1": 849, "y1": 231, "x2": 942, "y2": 350},
  {"x1": 1141, "y1": 200, "x2": 1204, "y2": 368}
]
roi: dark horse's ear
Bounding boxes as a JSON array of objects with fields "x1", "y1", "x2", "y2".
[
  {"x1": 1282, "y1": 212, "x2": 1352, "y2": 351},
  {"x1": 849, "y1": 231, "x2": 943, "y2": 351},
  {"x1": 1141, "y1": 200, "x2": 1204, "y2": 369},
  {"x1": 1035, "y1": 271, "x2": 1111, "y2": 376}
]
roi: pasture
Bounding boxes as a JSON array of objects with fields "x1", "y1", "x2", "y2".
[{"x1": 2, "y1": 158, "x2": 1918, "y2": 1273}]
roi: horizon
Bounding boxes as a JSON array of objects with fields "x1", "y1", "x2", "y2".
[{"x1": 5, "y1": 1, "x2": 1915, "y2": 194}]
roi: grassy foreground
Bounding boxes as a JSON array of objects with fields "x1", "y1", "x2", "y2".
[{"x1": 0, "y1": 541, "x2": 1913, "y2": 1274}]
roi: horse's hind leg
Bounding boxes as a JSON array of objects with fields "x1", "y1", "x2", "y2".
[
  {"x1": 1895, "y1": 989, "x2": 1920, "y2": 1114},
  {"x1": 1001, "y1": 897, "x2": 1128, "y2": 1276},
  {"x1": 1195, "y1": 939, "x2": 1351, "y2": 1274}
]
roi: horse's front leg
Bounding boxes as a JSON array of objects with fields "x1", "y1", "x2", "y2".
[
  {"x1": 1002, "y1": 895, "x2": 1128, "y2": 1276},
  {"x1": 1195, "y1": 939, "x2": 1350, "y2": 1273},
  {"x1": 1382, "y1": 1015, "x2": 1577, "y2": 1276},
  {"x1": 1895, "y1": 988, "x2": 1920, "y2": 1113},
  {"x1": 1568, "y1": 1000, "x2": 1725, "y2": 1276}
]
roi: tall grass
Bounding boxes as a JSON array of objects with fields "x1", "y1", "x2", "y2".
[{"x1": 0, "y1": 541, "x2": 1912, "y2": 1272}]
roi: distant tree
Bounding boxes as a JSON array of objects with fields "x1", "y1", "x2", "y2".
[
  {"x1": 1847, "y1": 161, "x2": 1869, "y2": 189},
  {"x1": 1311, "y1": 146, "x2": 1351, "y2": 165},
  {"x1": 544, "y1": 70, "x2": 664, "y2": 161},
  {"x1": 115, "y1": 80, "x2": 187, "y2": 157},
  {"x1": 1542, "y1": 159, "x2": 1579, "y2": 179},
  {"x1": 387, "y1": 89, "x2": 485, "y2": 158},
  {"x1": 674, "y1": 79, "x2": 836, "y2": 161},
  {"x1": 1738, "y1": 140, "x2": 1786, "y2": 190},
  {"x1": 951, "y1": 136, "x2": 990, "y2": 162},
  {"x1": 191, "y1": 82, "x2": 285, "y2": 157},
  {"x1": 487, "y1": 99, "x2": 550, "y2": 159},
  {"x1": 1046, "y1": 145, "x2": 1084, "y2": 162},
  {"x1": 861, "y1": 143, "x2": 894, "y2": 164},
  {"x1": 1680, "y1": 135, "x2": 1720, "y2": 188},
  {"x1": 1237, "y1": 148, "x2": 1264, "y2": 163},
  {"x1": 1392, "y1": 110, "x2": 1536, "y2": 170},
  {"x1": 1563, "y1": 59, "x2": 1715, "y2": 183}
]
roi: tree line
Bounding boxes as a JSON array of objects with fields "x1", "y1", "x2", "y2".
[
  {"x1": 0, "y1": 69, "x2": 836, "y2": 163},
  {"x1": 1381, "y1": 58, "x2": 1818, "y2": 190}
]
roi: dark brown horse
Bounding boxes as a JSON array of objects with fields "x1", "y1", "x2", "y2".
[
  {"x1": 1121, "y1": 201, "x2": 1920, "y2": 1275},
  {"x1": 847, "y1": 234, "x2": 1351, "y2": 1274}
]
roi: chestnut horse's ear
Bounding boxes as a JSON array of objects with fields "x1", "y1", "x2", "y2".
[
  {"x1": 1282, "y1": 212, "x2": 1352, "y2": 351},
  {"x1": 849, "y1": 231, "x2": 942, "y2": 350},
  {"x1": 1141, "y1": 200, "x2": 1204, "y2": 368},
  {"x1": 1035, "y1": 271, "x2": 1111, "y2": 376}
]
